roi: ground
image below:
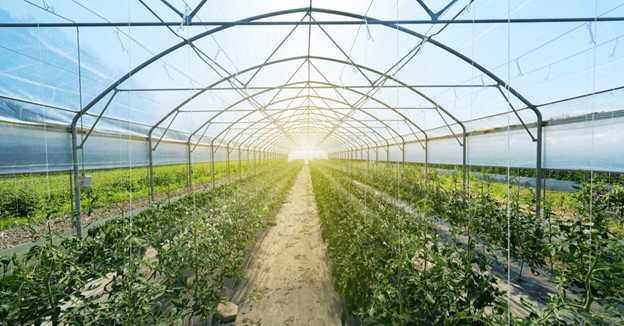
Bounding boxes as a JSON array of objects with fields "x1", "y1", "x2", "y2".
[{"x1": 229, "y1": 164, "x2": 342, "y2": 325}]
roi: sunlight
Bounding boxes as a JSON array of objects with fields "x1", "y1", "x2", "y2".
[{"x1": 288, "y1": 145, "x2": 328, "y2": 163}]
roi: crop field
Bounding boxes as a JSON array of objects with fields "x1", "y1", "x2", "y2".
[
  {"x1": 0, "y1": 161, "x2": 301, "y2": 324},
  {"x1": 0, "y1": 160, "x2": 266, "y2": 229},
  {"x1": 1, "y1": 159, "x2": 623, "y2": 324},
  {"x1": 310, "y1": 160, "x2": 624, "y2": 324}
]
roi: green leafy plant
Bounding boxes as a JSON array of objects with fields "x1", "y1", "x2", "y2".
[
  {"x1": 310, "y1": 161, "x2": 507, "y2": 324},
  {"x1": 0, "y1": 188, "x2": 38, "y2": 219},
  {"x1": 0, "y1": 160, "x2": 301, "y2": 324}
]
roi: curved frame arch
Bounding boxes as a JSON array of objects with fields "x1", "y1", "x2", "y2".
[
  {"x1": 146, "y1": 61, "x2": 428, "y2": 149},
  {"x1": 211, "y1": 94, "x2": 404, "y2": 148},
  {"x1": 234, "y1": 110, "x2": 383, "y2": 152},
  {"x1": 69, "y1": 6, "x2": 544, "y2": 234},
  {"x1": 75, "y1": 7, "x2": 538, "y2": 145},
  {"x1": 230, "y1": 109, "x2": 386, "y2": 150},
  {"x1": 188, "y1": 80, "x2": 426, "y2": 146}
]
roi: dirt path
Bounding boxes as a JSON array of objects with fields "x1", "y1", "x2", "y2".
[{"x1": 230, "y1": 164, "x2": 341, "y2": 326}]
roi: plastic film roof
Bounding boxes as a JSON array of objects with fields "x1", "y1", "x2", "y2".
[{"x1": 1, "y1": 0, "x2": 624, "y2": 154}]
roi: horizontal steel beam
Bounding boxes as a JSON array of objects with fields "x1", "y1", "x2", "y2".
[
  {"x1": 117, "y1": 84, "x2": 496, "y2": 92},
  {"x1": 2, "y1": 17, "x2": 623, "y2": 28},
  {"x1": 178, "y1": 106, "x2": 438, "y2": 113}
]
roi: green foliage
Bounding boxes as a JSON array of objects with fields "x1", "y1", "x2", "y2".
[
  {"x1": 324, "y1": 160, "x2": 624, "y2": 325},
  {"x1": 0, "y1": 188, "x2": 38, "y2": 219},
  {"x1": 0, "y1": 161, "x2": 301, "y2": 324},
  {"x1": 407, "y1": 162, "x2": 624, "y2": 184},
  {"x1": 522, "y1": 181, "x2": 624, "y2": 324},
  {"x1": 310, "y1": 161, "x2": 508, "y2": 324},
  {"x1": 0, "y1": 160, "x2": 267, "y2": 229}
]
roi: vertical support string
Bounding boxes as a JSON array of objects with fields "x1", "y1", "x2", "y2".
[
  {"x1": 506, "y1": 0, "x2": 512, "y2": 323},
  {"x1": 126, "y1": 4, "x2": 134, "y2": 260},
  {"x1": 36, "y1": 24, "x2": 52, "y2": 205},
  {"x1": 588, "y1": 0, "x2": 599, "y2": 283},
  {"x1": 394, "y1": 0, "x2": 404, "y2": 319}
]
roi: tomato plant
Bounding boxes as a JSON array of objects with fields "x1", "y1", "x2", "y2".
[
  {"x1": 314, "y1": 160, "x2": 624, "y2": 325},
  {"x1": 310, "y1": 161, "x2": 507, "y2": 324},
  {"x1": 0, "y1": 161, "x2": 301, "y2": 324}
]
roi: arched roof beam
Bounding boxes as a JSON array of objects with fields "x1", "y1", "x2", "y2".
[
  {"x1": 251, "y1": 127, "x2": 359, "y2": 154},
  {"x1": 184, "y1": 82, "x2": 407, "y2": 151},
  {"x1": 236, "y1": 119, "x2": 369, "y2": 152},
  {"x1": 230, "y1": 110, "x2": 380, "y2": 148},
  {"x1": 232, "y1": 107, "x2": 388, "y2": 151},
  {"x1": 305, "y1": 60, "x2": 426, "y2": 148},
  {"x1": 249, "y1": 124, "x2": 364, "y2": 153},
  {"x1": 214, "y1": 94, "x2": 398, "y2": 150},
  {"x1": 233, "y1": 110, "x2": 379, "y2": 152},
  {"x1": 77, "y1": 7, "x2": 537, "y2": 139},
  {"x1": 217, "y1": 104, "x2": 381, "y2": 152},
  {"x1": 183, "y1": 79, "x2": 413, "y2": 153},
  {"x1": 249, "y1": 118, "x2": 377, "y2": 153},
  {"x1": 215, "y1": 107, "x2": 369, "y2": 153},
  {"x1": 242, "y1": 123, "x2": 356, "y2": 153}
]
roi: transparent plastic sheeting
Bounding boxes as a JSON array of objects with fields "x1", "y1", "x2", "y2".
[
  {"x1": 0, "y1": 123, "x2": 244, "y2": 175},
  {"x1": 2, "y1": 115, "x2": 623, "y2": 175},
  {"x1": 331, "y1": 115, "x2": 624, "y2": 173}
]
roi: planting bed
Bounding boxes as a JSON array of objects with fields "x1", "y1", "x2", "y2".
[
  {"x1": 0, "y1": 160, "x2": 270, "y2": 250},
  {"x1": 310, "y1": 160, "x2": 624, "y2": 325},
  {"x1": 0, "y1": 161, "x2": 301, "y2": 325}
]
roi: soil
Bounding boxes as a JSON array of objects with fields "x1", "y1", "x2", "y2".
[{"x1": 229, "y1": 164, "x2": 342, "y2": 325}]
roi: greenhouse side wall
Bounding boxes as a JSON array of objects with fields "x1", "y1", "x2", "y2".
[
  {"x1": 331, "y1": 116, "x2": 624, "y2": 173},
  {"x1": 0, "y1": 122, "x2": 72, "y2": 174},
  {"x1": 2, "y1": 115, "x2": 622, "y2": 175},
  {"x1": 0, "y1": 122, "x2": 261, "y2": 175}
]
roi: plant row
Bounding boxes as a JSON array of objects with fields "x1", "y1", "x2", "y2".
[
  {"x1": 0, "y1": 161, "x2": 302, "y2": 325},
  {"x1": 317, "y1": 160, "x2": 624, "y2": 324},
  {"x1": 0, "y1": 159, "x2": 274, "y2": 229},
  {"x1": 310, "y1": 162, "x2": 508, "y2": 325}
]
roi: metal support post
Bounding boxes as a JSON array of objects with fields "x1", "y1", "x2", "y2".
[
  {"x1": 462, "y1": 134, "x2": 467, "y2": 191},
  {"x1": 70, "y1": 125, "x2": 83, "y2": 237},
  {"x1": 211, "y1": 144, "x2": 216, "y2": 188},
  {"x1": 148, "y1": 138, "x2": 155, "y2": 203},
  {"x1": 402, "y1": 143, "x2": 406, "y2": 163},
  {"x1": 187, "y1": 142, "x2": 193, "y2": 191},
  {"x1": 536, "y1": 125, "x2": 543, "y2": 218},
  {"x1": 238, "y1": 148, "x2": 242, "y2": 177},
  {"x1": 226, "y1": 145, "x2": 231, "y2": 182},
  {"x1": 424, "y1": 139, "x2": 429, "y2": 185}
]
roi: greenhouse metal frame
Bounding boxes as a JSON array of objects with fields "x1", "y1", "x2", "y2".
[{"x1": 1, "y1": 0, "x2": 624, "y2": 324}]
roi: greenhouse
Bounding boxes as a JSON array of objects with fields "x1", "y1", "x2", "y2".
[{"x1": 1, "y1": 0, "x2": 623, "y2": 324}]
